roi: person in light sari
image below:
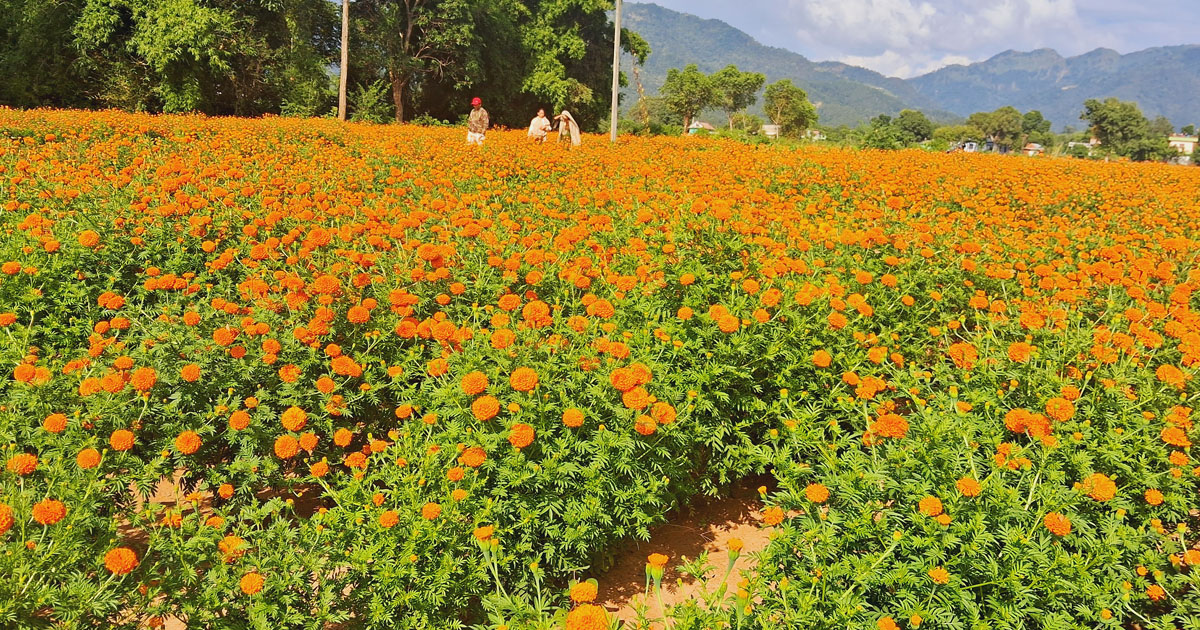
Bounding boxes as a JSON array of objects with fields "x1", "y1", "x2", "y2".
[
  {"x1": 555, "y1": 110, "x2": 581, "y2": 147},
  {"x1": 528, "y1": 109, "x2": 552, "y2": 142}
]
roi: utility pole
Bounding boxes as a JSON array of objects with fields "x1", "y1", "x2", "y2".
[
  {"x1": 338, "y1": 0, "x2": 349, "y2": 121},
  {"x1": 609, "y1": 0, "x2": 621, "y2": 144}
]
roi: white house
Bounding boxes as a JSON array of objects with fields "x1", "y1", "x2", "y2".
[
  {"x1": 761, "y1": 124, "x2": 781, "y2": 139},
  {"x1": 687, "y1": 121, "x2": 716, "y2": 135},
  {"x1": 1168, "y1": 135, "x2": 1197, "y2": 155}
]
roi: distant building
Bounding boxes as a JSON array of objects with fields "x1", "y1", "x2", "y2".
[
  {"x1": 1023, "y1": 143, "x2": 1045, "y2": 156},
  {"x1": 1168, "y1": 135, "x2": 1197, "y2": 155},
  {"x1": 804, "y1": 129, "x2": 826, "y2": 141},
  {"x1": 962, "y1": 141, "x2": 978, "y2": 153},
  {"x1": 687, "y1": 121, "x2": 716, "y2": 135},
  {"x1": 762, "y1": 124, "x2": 781, "y2": 139}
]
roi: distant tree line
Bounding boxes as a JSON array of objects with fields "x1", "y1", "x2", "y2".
[
  {"x1": 0, "y1": 0, "x2": 647, "y2": 128},
  {"x1": 624, "y1": 63, "x2": 816, "y2": 138}
]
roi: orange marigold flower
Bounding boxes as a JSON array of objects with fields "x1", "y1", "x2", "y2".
[
  {"x1": 379, "y1": 510, "x2": 399, "y2": 528},
  {"x1": 347, "y1": 305, "x2": 370, "y2": 324},
  {"x1": 1161, "y1": 426, "x2": 1191, "y2": 448},
  {"x1": 1145, "y1": 489, "x2": 1164, "y2": 505},
  {"x1": 1081, "y1": 473, "x2": 1117, "y2": 501},
  {"x1": 274, "y1": 435, "x2": 299, "y2": 459},
  {"x1": 509, "y1": 423, "x2": 535, "y2": 448},
  {"x1": 877, "y1": 617, "x2": 900, "y2": 630},
  {"x1": 459, "y1": 446, "x2": 486, "y2": 468},
  {"x1": 1007, "y1": 342, "x2": 1033, "y2": 363},
  {"x1": 634, "y1": 415, "x2": 657, "y2": 436},
  {"x1": 563, "y1": 408, "x2": 584, "y2": 428},
  {"x1": 812, "y1": 349, "x2": 832, "y2": 368},
  {"x1": 0, "y1": 503, "x2": 12, "y2": 536},
  {"x1": 180, "y1": 363, "x2": 201, "y2": 382},
  {"x1": 870, "y1": 413, "x2": 909, "y2": 439},
  {"x1": 104, "y1": 547, "x2": 138, "y2": 575},
  {"x1": 510, "y1": 367, "x2": 538, "y2": 392},
  {"x1": 570, "y1": 581, "x2": 598, "y2": 603},
  {"x1": 918, "y1": 496, "x2": 943, "y2": 516},
  {"x1": 421, "y1": 502, "x2": 442, "y2": 520},
  {"x1": 310, "y1": 460, "x2": 329, "y2": 478},
  {"x1": 334, "y1": 427, "x2": 354, "y2": 447},
  {"x1": 1156, "y1": 364, "x2": 1188, "y2": 389},
  {"x1": 218, "y1": 535, "x2": 246, "y2": 562},
  {"x1": 13, "y1": 363, "x2": 36, "y2": 383},
  {"x1": 805, "y1": 483, "x2": 829, "y2": 503},
  {"x1": 78, "y1": 230, "x2": 100, "y2": 248},
  {"x1": 647, "y1": 553, "x2": 669, "y2": 569},
  {"x1": 472, "y1": 395, "x2": 500, "y2": 421},
  {"x1": 240, "y1": 572, "x2": 264, "y2": 595},
  {"x1": 281, "y1": 406, "x2": 307, "y2": 432},
  {"x1": 1045, "y1": 397, "x2": 1075, "y2": 422},
  {"x1": 461, "y1": 371, "x2": 488, "y2": 395},
  {"x1": 110, "y1": 429, "x2": 135, "y2": 451},
  {"x1": 956, "y1": 477, "x2": 981, "y2": 497},
  {"x1": 32, "y1": 499, "x2": 66, "y2": 525},
  {"x1": 228, "y1": 410, "x2": 251, "y2": 431},
  {"x1": 6, "y1": 453, "x2": 37, "y2": 475},
  {"x1": 129, "y1": 367, "x2": 157, "y2": 392},
  {"x1": 718, "y1": 314, "x2": 740, "y2": 333},
  {"x1": 622, "y1": 386, "x2": 650, "y2": 410},
  {"x1": 175, "y1": 430, "x2": 201, "y2": 455},
  {"x1": 76, "y1": 448, "x2": 101, "y2": 469},
  {"x1": 1043, "y1": 512, "x2": 1071, "y2": 536},
  {"x1": 1146, "y1": 584, "x2": 1166, "y2": 601},
  {"x1": 473, "y1": 525, "x2": 494, "y2": 541},
  {"x1": 331, "y1": 355, "x2": 362, "y2": 378},
  {"x1": 761, "y1": 505, "x2": 784, "y2": 527},
  {"x1": 564, "y1": 604, "x2": 608, "y2": 630},
  {"x1": 928, "y1": 566, "x2": 950, "y2": 584}
]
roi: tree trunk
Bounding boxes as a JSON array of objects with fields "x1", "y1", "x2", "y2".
[
  {"x1": 389, "y1": 70, "x2": 406, "y2": 123},
  {"x1": 683, "y1": 114, "x2": 691, "y2": 133},
  {"x1": 337, "y1": 0, "x2": 349, "y2": 121}
]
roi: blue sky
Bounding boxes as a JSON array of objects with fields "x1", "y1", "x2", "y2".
[{"x1": 637, "y1": 0, "x2": 1200, "y2": 78}]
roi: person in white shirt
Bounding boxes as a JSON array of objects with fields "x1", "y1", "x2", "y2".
[{"x1": 527, "y1": 109, "x2": 552, "y2": 143}]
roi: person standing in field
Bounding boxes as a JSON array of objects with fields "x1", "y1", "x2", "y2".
[
  {"x1": 555, "y1": 110, "x2": 581, "y2": 147},
  {"x1": 466, "y1": 97, "x2": 488, "y2": 145},
  {"x1": 528, "y1": 109, "x2": 552, "y2": 143}
]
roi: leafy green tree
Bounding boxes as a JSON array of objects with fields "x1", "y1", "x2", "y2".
[
  {"x1": 661, "y1": 64, "x2": 717, "y2": 131},
  {"x1": 1148, "y1": 115, "x2": 1174, "y2": 137},
  {"x1": 894, "y1": 109, "x2": 933, "y2": 144},
  {"x1": 762, "y1": 79, "x2": 817, "y2": 138},
  {"x1": 932, "y1": 125, "x2": 983, "y2": 145},
  {"x1": 1022, "y1": 110, "x2": 1053, "y2": 146},
  {"x1": 967, "y1": 106, "x2": 1022, "y2": 151},
  {"x1": 861, "y1": 114, "x2": 902, "y2": 149},
  {"x1": 711, "y1": 65, "x2": 764, "y2": 130},
  {"x1": 1081, "y1": 98, "x2": 1150, "y2": 151},
  {"x1": 352, "y1": 0, "x2": 496, "y2": 122},
  {"x1": 1182, "y1": 124, "x2": 1196, "y2": 136},
  {"x1": 729, "y1": 112, "x2": 762, "y2": 134}
]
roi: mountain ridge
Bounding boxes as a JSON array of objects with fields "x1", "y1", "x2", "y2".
[{"x1": 625, "y1": 2, "x2": 1200, "y2": 130}]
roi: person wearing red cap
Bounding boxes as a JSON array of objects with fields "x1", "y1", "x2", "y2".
[{"x1": 466, "y1": 97, "x2": 489, "y2": 145}]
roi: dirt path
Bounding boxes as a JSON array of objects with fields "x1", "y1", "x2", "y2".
[{"x1": 596, "y1": 480, "x2": 771, "y2": 624}]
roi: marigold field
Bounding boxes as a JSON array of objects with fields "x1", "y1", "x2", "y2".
[{"x1": 2, "y1": 109, "x2": 1200, "y2": 630}]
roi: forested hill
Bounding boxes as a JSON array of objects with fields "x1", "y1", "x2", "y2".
[
  {"x1": 622, "y1": 2, "x2": 956, "y2": 127},
  {"x1": 908, "y1": 46, "x2": 1200, "y2": 130},
  {"x1": 626, "y1": 2, "x2": 1200, "y2": 130}
]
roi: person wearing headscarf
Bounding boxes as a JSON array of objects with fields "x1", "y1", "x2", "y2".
[
  {"x1": 528, "y1": 109, "x2": 552, "y2": 143},
  {"x1": 555, "y1": 110, "x2": 581, "y2": 147},
  {"x1": 466, "y1": 97, "x2": 489, "y2": 145}
]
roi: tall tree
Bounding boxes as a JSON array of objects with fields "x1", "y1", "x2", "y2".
[
  {"x1": 1082, "y1": 98, "x2": 1150, "y2": 151},
  {"x1": 1022, "y1": 110, "x2": 1053, "y2": 146},
  {"x1": 661, "y1": 64, "x2": 716, "y2": 131},
  {"x1": 1182, "y1": 124, "x2": 1196, "y2": 136},
  {"x1": 967, "y1": 106, "x2": 1022, "y2": 151},
  {"x1": 894, "y1": 109, "x2": 933, "y2": 144},
  {"x1": 354, "y1": 0, "x2": 489, "y2": 122},
  {"x1": 762, "y1": 79, "x2": 816, "y2": 138},
  {"x1": 1148, "y1": 115, "x2": 1174, "y2": 137},
  {"x1": 711, "y1": 65, "x2": 764, "y2": 130}
]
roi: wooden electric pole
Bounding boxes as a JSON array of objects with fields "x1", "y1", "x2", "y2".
[
  {"x1": 609, "y1": 0, "x2": 621, "y2": 144},
  {"x1": 338, "y1": 0, "x2": 349, "y2": 121}
]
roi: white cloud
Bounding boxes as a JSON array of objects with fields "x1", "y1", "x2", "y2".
[{"x1": 783, "y1": 0, "x2": 1084, "y2": 76}]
